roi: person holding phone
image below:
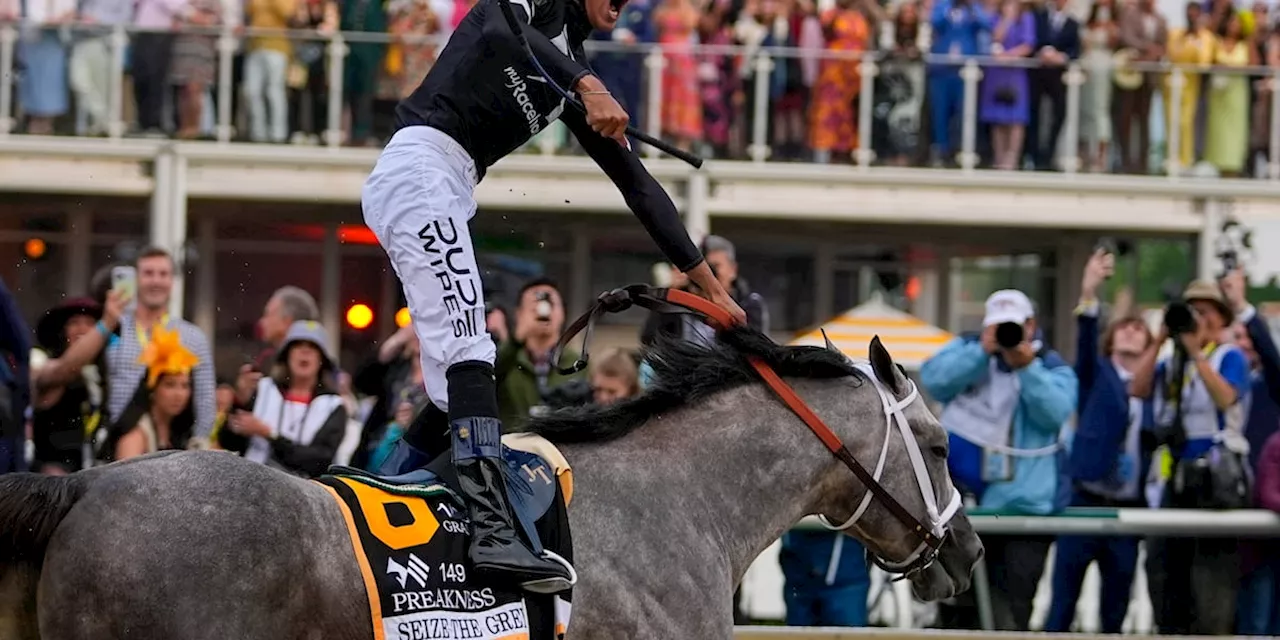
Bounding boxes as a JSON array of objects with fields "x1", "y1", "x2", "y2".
[
  {"x1": 920, "y1": 289, "x2": 1077, "y2": 630},
  {"x1": 1045, "y1": 247, "x2": 1153, "y2": 633}
]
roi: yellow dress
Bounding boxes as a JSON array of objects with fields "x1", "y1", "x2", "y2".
[
  {"x1": 1204, "y1": 38, "x2": 1251, "y2": 173},
  {"x1": 1164, "y1": 27, "x2": 1214, "y2": 171}
]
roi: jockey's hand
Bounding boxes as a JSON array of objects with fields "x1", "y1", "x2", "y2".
[
  {"x1": 576, "y1": 75, "x2": 629, "y2": 144},
  {"x1": 710, "y1": 288, "x2": 748, "y2": 328}
]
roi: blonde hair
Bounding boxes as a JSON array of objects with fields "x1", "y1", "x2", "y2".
[{"x1": 590, "y1": 348, "x2": 641, "y2": 396}]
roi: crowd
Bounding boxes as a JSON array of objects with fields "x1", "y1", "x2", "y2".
[
  {"x1": 0, "y1": 0, "x2": 1277, "y2": 173},
  {"x1": 2, "y1": 231, "x2": 1280, "y2": 634}
]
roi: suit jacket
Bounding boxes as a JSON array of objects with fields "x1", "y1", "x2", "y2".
[
  {"x1": 1031, "y1": 7, "x2": 1080, "y2": 80},
  {"x1": 1118, "y1": 7, "x2": 1167, "y2": 60}
]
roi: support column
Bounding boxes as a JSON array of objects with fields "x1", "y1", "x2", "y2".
[
  {"x1": 937, "y1": 246, "x2": 954, "y2": 332},
  {"x1": 814, "y1": 243, "x2": 836, "y2": 323},
  {"x1": 150, "y1": 150, "x2": 173, "y2": 251},
  {"x1": 195, "y1": 216, "x2": 217, "y2": 347},
  {"x1": 909, "y1": 245, "x2": 939, "y2": 325},
  {"x1": 168, "y1": 153, "x2": 189, "y2": 319},
  {"x1": 685, "y1": 172, "x2": 710, "y2": 247},
  {"x1": 569, "y1": 225, "x2": 592, "y2": 314},
  {"x1": 65, "y1": 209, "x2": 93, "y2": 295},
  {"x1": 321, "y1": 223, "x2": 342, "y2": 355},
  {"x1": 1198, "y1": 197, "x2": 1223, "y2": 281},
  {"x1": 379, "y1": 260, "x2": 398, "y2": 337}
]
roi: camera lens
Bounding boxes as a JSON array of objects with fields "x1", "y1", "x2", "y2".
[
  {"x1": 995, "y1": 322, "x2": 1023, "y2": 349},
  {"x1": 1164, "y1": 302, "x2": 1197, "y2": 335}
]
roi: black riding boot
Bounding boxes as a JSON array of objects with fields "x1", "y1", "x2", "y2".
[{"x1": 448, "y1": 361, "x2": 572, "y2": 593}]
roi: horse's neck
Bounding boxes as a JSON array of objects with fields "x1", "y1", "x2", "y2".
[{"x1": 564, "y1": 381, "x2": 844, "y2": 583}]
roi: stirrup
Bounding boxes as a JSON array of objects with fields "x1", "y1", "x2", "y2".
[{"x1": 519, "y1": 550, "x2": 578, "y2": 594}]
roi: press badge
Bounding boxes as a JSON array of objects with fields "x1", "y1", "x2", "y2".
[{"x1": 981, "y1": 449, "x2": 1014, "y2": 483}]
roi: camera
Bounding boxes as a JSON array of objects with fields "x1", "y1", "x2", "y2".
[
  {"x1": 534, "y1": 291, "x2": 553, "y2": 322},
  {"x1": 994, "y1": 322, "x2": 1024, "y2": 350},
  {"x1": 1163, "y1": 300, "x2": 1199, "y2": 336}
]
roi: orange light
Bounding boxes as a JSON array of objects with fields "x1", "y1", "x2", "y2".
[
  {"x1": 905, "y1": 275, "x2": 921, "y2": 301},
  {"x1": 24, "y1": 238, "x2": 46, "y2": 260},
  {"x1": 395, "y1": 307, "x2": 412, "y2": 328},
  {"x1": 346, "y1": 304, "x2": 374, "y2": 330}
]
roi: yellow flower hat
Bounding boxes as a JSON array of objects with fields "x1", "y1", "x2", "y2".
[{"x1": 138, "y1": 326, "x2": 200, "y2": 388}]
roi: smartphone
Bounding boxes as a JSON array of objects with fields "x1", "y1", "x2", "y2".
[{"x1": 111, "y1": 266, "x2": 137, "y2": 311}]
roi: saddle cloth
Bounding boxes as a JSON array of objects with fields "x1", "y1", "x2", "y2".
[{"x1": 318, "y1": 434, "x2": 574, "y2": 640}]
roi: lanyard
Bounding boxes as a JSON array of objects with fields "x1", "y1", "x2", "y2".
[{"x1": 135, "y1": 313, "x2": 172, "y2": 349}]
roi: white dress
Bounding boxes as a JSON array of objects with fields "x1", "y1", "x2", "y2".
[{"x1": 1080, "y1": 24, "x2": 1114, "y2": 147}]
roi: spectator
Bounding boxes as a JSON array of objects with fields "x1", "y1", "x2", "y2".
[
  {"x1": 1250, "y1": 428, "x2": 1280, "y2": 635},
  {"x1": 1131, "y1": 279, "x2": 1251, "y2": 635},
  {"x1": 1026, "y1": 0, "x2": 1080, "y2": 171},
  {"x1": 244, "y1": 0, "x2": 298, "y2": 143},
  {"x1": 1205, "y1": 11, "x2": 1253, "y2": 177},
  {"x1": 768, "y1": 0, "x2": 814, "y2": 162},
  {"x1": 1079, "y1": 0, "x2": 1117, "y2": 172},
  {"x1": 1221, "y1": 268, "x2": 1280, "y2": 635},
  {"x1": 340, "y1": 0, "x2": 387, "y2": 146},
  {"x1": 105, "y1": 247, "x2": 217, "y2": 441},
  {"x1": 287, "y1": 0, "x2": 339, "y2": 144},
  {"x1": 170, "y1": 0, "x2": 223, "y2": 139},
  {"x1": 71, "y1": 0, "x2": 133, "y2": 136},
  {"x1": 702, "y1": 235, "x2": 769, "y2": 333},
  {"x1": 108, "y1": 325, "x2": 198, "y2": 460},
  {"x1": 0, "y1": 278, "x2": 30, "y2": 474},
  {"x1": 920, "y1": 289, "x2": 1076, "y2": 630},
  {"x1": 386, "y1": 0, "x2": 442, "y2": 100},
  {"x1": 807, "y1": 0, "x2": 870, "y2": 164},
  {"x1": 351, "y1": 324, "x2": 423, "y2": 469},
  {"x1": 874, "y1": 0, "x2": 926, "y2": 167},
  {"x1": 1248, "y1": 2, "x2": 1275, "y2": 174},
  {"x1": 1045, "y1": 250, "x2": 1152, "y2": 633},
  {"x1": 779, "y1": 532, "x2": 871, "y2": 626},
  {"x1": 656, "y1": 0, "x2": 702, "y2": 152},
  {"x1": 132, "y1": 0, "x2": 188, "y2": 136},
  {"x1": 589, "y1": 347, "x2": 641, "y2": 405},
  {"x1": 494, "y1": 278, "x2": 585, "y2": 427},
  {"x1": 230, "y1": 320, "x2": 348, "y2": 477},
  {"x1": 588, "y1": 0, "x2": 653, "y2": 138},
  {"x1": 927, "y1": 0, "x2": 991, "y2": 167},
  {"x1": 1115, "y1": 0, "x2": 1166, "y2": 174},
  {"x1": 235, "y1": 285, "x2": 320, "y2": 410},
  {"x1": 980, "y1": 0, "x2": 1035, "y2": 171},
  {"x1": 17, "y1": 0, "x2": 74, "y2": 134},
  {"x1": 28, "y1": 294, "x2": 124, "y2": 474},
  {"x1": 697, "y1": 0, "x2": 741, "y2": 159},
  {"x1": 1165, "y1": 2, "x2": 1213, "y2": 174}
]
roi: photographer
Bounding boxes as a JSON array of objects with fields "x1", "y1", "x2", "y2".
[
  {"x1": 494, "y1": 278, "x2": 586, "y2": 427},
  {"x1": 921, "y1": 289, "x2": 1076, "y2": 631},
  {"x1": 1046, "y1": 248, "x2": 1153, "y2": 633},
  {"x1": 1130, "y1": 279, "x2": 1252, "y2": 636}
]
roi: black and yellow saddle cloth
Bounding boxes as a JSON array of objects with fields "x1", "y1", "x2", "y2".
[{"x1": 317, "y1": 434, "x2": 575, "y2": 640}]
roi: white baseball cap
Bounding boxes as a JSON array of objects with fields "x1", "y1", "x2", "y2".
[{"x1": 983, "y1": 290, "x2": 1035, "y2": 327}]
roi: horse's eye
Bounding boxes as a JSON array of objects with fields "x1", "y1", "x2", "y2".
[{"x1": 930, "y1": 445, "x2": 949, "y2": 458}]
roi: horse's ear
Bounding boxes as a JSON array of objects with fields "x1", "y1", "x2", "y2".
[
  {"x1": 868, "y1": 336, "x2": 902, "y2": 394},
  {"x1": 821, "y1": 328, "x2": 841, "y2": 355}
]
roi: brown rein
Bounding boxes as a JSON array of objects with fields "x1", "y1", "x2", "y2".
[{"x1": 550, "y1": 285, "x2": 942, "y2": 553}]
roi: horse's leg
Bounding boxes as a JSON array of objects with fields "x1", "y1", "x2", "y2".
[{"x1": 0, "y1": 565, "x2": 40, "y2": 640}]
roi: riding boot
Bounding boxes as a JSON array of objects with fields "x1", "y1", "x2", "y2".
[
  {"x1": 448, "y1": 361, "x2": 573, "y2": 594},
  {"x1": 375, "y1": 403, "x2": 449, "y2": 476}
]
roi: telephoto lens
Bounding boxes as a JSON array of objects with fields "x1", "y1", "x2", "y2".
[
  {"x1": 995, "y1": 322, "x2": 1024, "y2": 350},
  {"x1": 1163, "y1": 301, "x2": 1197, "y2": 335}
]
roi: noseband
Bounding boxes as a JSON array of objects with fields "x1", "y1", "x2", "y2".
[{"x1": 552, "y1": 284, "x2": 957, "y2": 581}]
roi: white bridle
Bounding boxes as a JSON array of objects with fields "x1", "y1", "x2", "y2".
[{"x1": 817, "y1": 362, "x2": 963, "y2": 576}]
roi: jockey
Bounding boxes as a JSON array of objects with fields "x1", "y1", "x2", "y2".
[{"x1": 360, "y1": 0, "x2": 747, "y2": 595}]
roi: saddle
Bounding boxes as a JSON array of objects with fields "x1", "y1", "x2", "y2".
[{"x1": 327, "y1": 433, "x2": 573, "y2": 547}]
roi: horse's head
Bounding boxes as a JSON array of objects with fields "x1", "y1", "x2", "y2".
[{"x1": 811, "y1": 335, "x2": 983, "y2": 602}]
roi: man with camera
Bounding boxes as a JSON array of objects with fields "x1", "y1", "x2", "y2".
[
  {"x1": 921, "y1": 289, "x2": 1077, "y2": 630},
  {"x1": 1130, "y1": 279, "x2": 1252, "y2": 635},
  {"x1": 494, "y1": 278, "x2": 587, "y2": 427},
  {"x1": 1045, "y1": 248, "x2": 1153, "y2": 633}
]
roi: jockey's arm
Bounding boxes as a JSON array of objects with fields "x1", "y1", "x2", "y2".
[
  {"x1": 479, "y1": 0, "x2": 591, "y2": 92},
  {"x1": 561, "y1": 107, "x2": 705, "y2": 278}
]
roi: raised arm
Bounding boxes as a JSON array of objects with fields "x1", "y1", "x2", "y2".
[{"x1": 479, "y1": 0, "x2": 592, "y2": 94}]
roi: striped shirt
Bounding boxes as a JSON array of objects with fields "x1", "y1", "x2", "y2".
[{"x1": 105, "y1": 313, "x2": 217, "y2": 438}]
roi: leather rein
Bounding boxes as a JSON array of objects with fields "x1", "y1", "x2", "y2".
[{"x1": 550, "y1": 284, "x2": 946, "y2": 573}]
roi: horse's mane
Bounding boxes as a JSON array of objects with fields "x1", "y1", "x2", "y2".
[{"x1": 524, "y1": 326, "x2": 863, "y2": 444}]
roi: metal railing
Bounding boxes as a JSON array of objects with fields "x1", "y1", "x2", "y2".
[{"x1": 2, "y1": 21, "x2": 1280, "y2": 178}]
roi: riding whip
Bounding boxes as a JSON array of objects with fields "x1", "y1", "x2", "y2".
[{"x1": 494, "y1": 0, "x2": 705, "y2": 169}]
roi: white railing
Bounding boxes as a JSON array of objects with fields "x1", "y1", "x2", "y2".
[{"x1": 2, "y1": 21, "x2": 1279, "y2": 178}]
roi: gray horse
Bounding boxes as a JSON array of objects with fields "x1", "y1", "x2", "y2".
[{"x1": 0, "y1": 330, "x2": 982, "y2": 640}]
